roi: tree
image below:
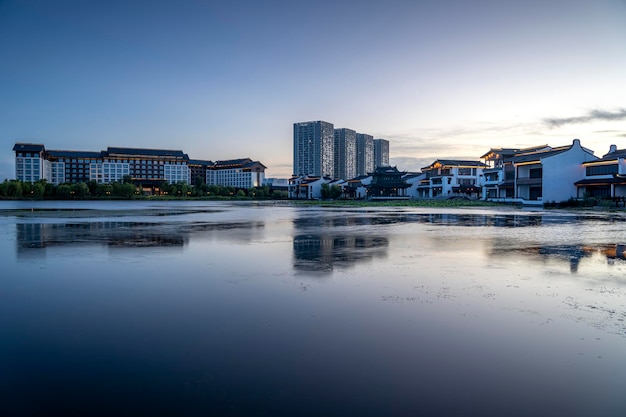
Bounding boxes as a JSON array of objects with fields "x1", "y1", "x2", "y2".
[
  {"x1": 71, "y1": 182, "x2": 89, "y2": 199},
  {"x1": 32, "y1": 180, "x2": 46, "y2": 199},
  {"x1": 7, "y1": 180, "x2": 23, "y2": 198},
  {"x1": 330, "y1": 184, "x2": 342, "y2": 199}
]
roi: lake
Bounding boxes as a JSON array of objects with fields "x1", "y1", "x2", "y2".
[{"x1": 1, "y1": 200, "x2": 625, "y2": 416}]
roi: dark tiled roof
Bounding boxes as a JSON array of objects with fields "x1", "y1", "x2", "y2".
[
  {"x1": 47, "y1": 150, "x2": 104, "y2": 158},
  {"x1": 437, "y1": 160, "x2": 487, "y2": 167},
  {"x1": 508, "y1": 146, "x2": 571, "y2": 163},
  {"x1": 589, "y1": 149, "x2": 626, "y2": 163},
  {"x1": 423, "y1": 160, "x2": 489, "y2": 170},
  {"x1": 213, "y1": 158, "x2": 253, "y2": 167},
  {"x1": 106, "y1": 147, "x2": 187, "y2": 158},
  {"x1": 13, "y1": 143, "x2": 45, "y2": 152},
  {"x1": 480, "y1": 148, "x2": 521, "y2": 159},
  {"x1": 242, "y1": 161, "x2": 267, "y2": 169},
  {"x1": 188, "y1": 159, "x2": 214, "y2": 166},
  {"x1": 575, "y1": 177, "x2": 626, "y2": 186}
]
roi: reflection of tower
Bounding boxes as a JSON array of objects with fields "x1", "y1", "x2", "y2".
[{"x1": 292, "y1": 208, "x2": 390, "y2": 274}]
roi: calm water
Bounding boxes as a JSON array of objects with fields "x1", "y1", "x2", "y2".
[{"x1": 1, "y1": 201, "x2": 625, "y2": 416}]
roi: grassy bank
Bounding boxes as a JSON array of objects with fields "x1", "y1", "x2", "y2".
[{"x1": 288, "y1": 199, "x2": 510, "y2": 208}]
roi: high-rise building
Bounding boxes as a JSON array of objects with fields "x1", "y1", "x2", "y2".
[
  {"x1": 334, "y1": 128, "x2": 357, "y2": 180},
  {"x1": 373, "y1": 139, "x2": 390, "y2": 168},
  {"x1": 356, "y1": 133, "x2": 374, "y2": 176},
  {"x1": 293, "y1": 121, "x2": 334, "y2": 177}
]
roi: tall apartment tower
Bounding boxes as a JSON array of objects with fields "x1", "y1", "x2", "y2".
[
  {"x1": 356, "y1": 133, "x2": 374, "y2": 176},
  {"x1": 334, "y1": 128, "x2": 357, "y2": 180},
  {"x1": 293, "y1": 121, "x2": 335, "y2": 177},
  {"x1": 373, "y1": 139, "x2": 390, "y2": 168}
]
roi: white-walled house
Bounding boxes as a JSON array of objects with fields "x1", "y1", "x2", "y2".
[
  {"x1": 288, "y1": 176, "x2": 331, "y2": 199},
  {"x1": 417, "y1": 160, "x2": 487, "y2": 198},
  {"x1": 480, "y1": 146, "x2": 551, "y2": 200},
  {"x1": 403, "y1": 172, "x2": 427, "y2": 199},
  {"x1": 575, "y1": 145, "x2": 626, "y2": 198},
  {"x1": 341, "y1": 175, "x2": 371, "y2": 199},
  {"x1": 509, "y1": 139, "x2": 597, "y2": 203}
]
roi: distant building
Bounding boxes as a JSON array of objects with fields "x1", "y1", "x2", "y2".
[
  {"x1": 288, "y1": 176, "x2": 330, "y2": 199},
  {"x1": 334, "y1": 128, "x2": 357, "y2": 180},
  {"x1": 367, "y1": 166, "x2": 410, "y2": 199},
  {"x1": 417, "y1": 159, "x2": 488, "y2": 199},
  {"x1": 12, "y1": 143, "x2": 47, "y2": 183},
  {"x1": 293, "y1": 121, "x2": 335, "y2": 178},
  {"x1": 207, "y1": 158, "x2": 266, "y2": 188},
  {"x1": 373, "y1": 139, "x2": 389, "y2": 168},
  {"x1": 356, "y1": 133, "x2": 374, "y2": 176},
  {"x1": 479, "y1": 139, "x2": 597, "y2": 203},
  {"x1": 508, "y1": 139, "x2": 596, "y2": 202},
  {"x1": 12, "y1": 142, "x2": 265, "y2": 188}
]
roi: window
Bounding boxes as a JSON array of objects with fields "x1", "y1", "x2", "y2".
[
  {"x1": 586, "y1": 164, "x2": 618, "y2": 176},
  {"x1": 529, "y1": 168, "x2": 543, "y2": 179}
]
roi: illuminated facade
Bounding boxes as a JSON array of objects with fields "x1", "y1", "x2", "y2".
[
  {"x1": 12, "y1": 143, "x2": 265, "y2": 188},
  {"x1": 373, "y1": 139, "x2": 389, "y2": 168},
  {"x1": 293, "y1": 121, "x2": 335, "y2": 177}
]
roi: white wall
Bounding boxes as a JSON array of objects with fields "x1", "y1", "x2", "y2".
[{"x1": 542, "y1": 140, "x2": 597, "y2": 202}]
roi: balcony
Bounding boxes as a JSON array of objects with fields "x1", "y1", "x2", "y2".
[{"x1": 516, "y1": 177, "x2": 542, "y2": 185}]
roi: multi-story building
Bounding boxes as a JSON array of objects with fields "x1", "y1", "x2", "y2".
[
  {"x1": 293, "y1": 121, "x2": 335, "y2": 178},
  {"x1": 416, "y1": 159, "x2": 488, "y2": 198},
  {"x1": 334, "y1": 128, "x2": 357, "y2": 180},
  {"x1": 507, "y1": 139, "x2": 596, "y2": 202},
  {"x1": 373, "y1": 139, "x2": 389, "y2": 168},
  {"x1": 12, "y1": 142, "x2": 265, "y2": 189},
  {"x1": 13, "y1": 143, "x2": 51, "y2": 183},
  {"x1": 479, "y1": 140, "x2": 597, "y2": 203},
  {"x1": 207, "y1": 158, "x2": 266, "y2": 188},
  {"x1": 575, "y1": 144, "x2": 626, "y2": 198},
  {"x1": 356, "y1": 133, "x2": 374, "y2": 176}
]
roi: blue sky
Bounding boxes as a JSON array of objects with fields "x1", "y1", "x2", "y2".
[{"x1": 1, "y1": 0, "x2": 625, "y2": 180}]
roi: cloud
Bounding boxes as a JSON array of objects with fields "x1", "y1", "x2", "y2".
[
  {"x1": 544, "y1": 109, "x2": 626, "y2": 128},
  {"x1": 390, "y1": 156, "x2": 432, "y2": 173}
]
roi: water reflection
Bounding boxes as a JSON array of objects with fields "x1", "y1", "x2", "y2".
[
  {"x1": 293, "y1": 234, "x2": 388, "y2": 274},
  {"x1": 292, "y1": 214, "x2": 388, "y2": 274},
  {"x1": 15, "y1": 220, "x2": 265, "y2": 258},
  {"x1": 404, "y1": 212, "x2": 546, "y2": 227},
  {"x1": 489, "y1": 243, "x2": 626, "y2": 272}
]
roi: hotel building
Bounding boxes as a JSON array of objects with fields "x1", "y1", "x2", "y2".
[{"x1": 13, "y1": 143, "x2": 265, "y2": 188}]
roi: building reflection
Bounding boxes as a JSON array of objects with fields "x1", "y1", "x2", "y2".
[
  {"x1": 292, "y1": 215, "x2": 388, "y2": 275},
  {"x1": 15, "y1": 220, "x2": 265, "y2": 259},
  {"x1": 488, "y1": 242, "x2": 626, "y2": 273},
  {"x1": 16, "y1": 222, "x2": 187, "y2": 257},
  {"x1": 403, "y1": 213, "x2": 546, "y2": 227}
]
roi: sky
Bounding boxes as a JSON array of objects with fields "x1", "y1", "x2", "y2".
[{"x1": 1, "y1": 0, "x2": 625, "y2": 181}]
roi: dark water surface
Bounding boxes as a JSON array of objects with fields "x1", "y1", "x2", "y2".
[{"x1": 1, "y1": 201, "x2": 625, "y2": 416}]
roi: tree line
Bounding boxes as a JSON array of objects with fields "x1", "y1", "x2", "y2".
[{"x1": 0, "y1": 178, "x2": 288, "y2": 200}]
